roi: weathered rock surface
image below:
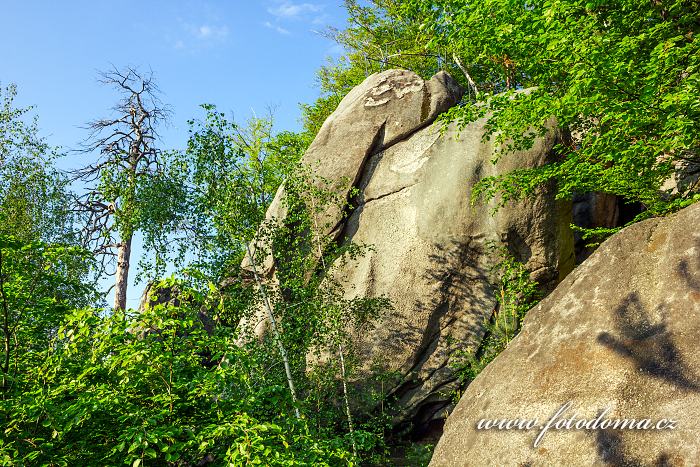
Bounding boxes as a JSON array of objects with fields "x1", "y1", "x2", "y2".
[
  {"x1": 662, "y1": 159, "x2": 700, "y2": 198},
  {"x1": 241, "y1": 69, "x2": 464, "y2": 276},
  {"x1": 240, "y1": 69, "x2": 464, "y2": 338},
  {"x1": 327, "y1": 118, "x2": 574, "y2": 429},
  {"x1": 431, "y1": 201, "x2": 700, "y2": 466},
  {"x1": 239, "y1": 69, "x2": 575, "y2": 428}
]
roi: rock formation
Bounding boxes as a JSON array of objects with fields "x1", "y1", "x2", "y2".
[
  {"x1": 239, "y1": 69, "x2": 575, "y2": 430},
  {"x1": 240, "y1": 68, "x2": 464, "y2": 280},
  {"x1": 324, "y1": 118, "x2": 575, "y2": 431},
  {"x1": 430, "y1": 201, "x2": 700, "y2": 466}
]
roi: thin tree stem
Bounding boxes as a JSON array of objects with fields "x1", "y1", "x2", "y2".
[
  {"x1": 310, "y1": 195, "x2": 357, "y2": 456},
  {"x1": 453, "y1": 53, "x2": 479, "y2": 97},
  {"x1": 338, "y1": 343, "x2": 358, "y2": 458},
  {"x1": 245, "y1": 243, "x2": 300, "y2": 419},
  {"x1": 0, "y1": 247, "x2": 10, "y2": 395}
]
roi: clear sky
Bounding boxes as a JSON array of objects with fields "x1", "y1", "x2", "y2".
[
  {"x1": 1, "y1": 0, "x2": 349, "y2": 307},
  {"x1": 2, "y1": 1, "x2": 347, "y2": 156}
]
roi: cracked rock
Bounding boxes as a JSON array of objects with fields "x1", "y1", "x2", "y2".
[{"x1": 236, "y1": 69, "x2": 575, "y2": 432}]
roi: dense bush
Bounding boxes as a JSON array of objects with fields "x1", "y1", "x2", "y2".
[{"x1": 1, "y1": 285, "x2": 366, "y2": 465}]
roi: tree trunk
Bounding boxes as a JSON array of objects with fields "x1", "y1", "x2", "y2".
[
  {"x1": 338, "y1": 343, "x2": 357, "y2": 458},
  {"x1": 245, "y1": 243, "x2": 301, "y2": 419},
  {"x1": 114, "y1": 235, "x2": 132, "y2": 311}
]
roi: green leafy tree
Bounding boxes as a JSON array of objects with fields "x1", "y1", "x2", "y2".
[
  {"x1": 1, "y1": 278, "x2": 357, "y2": 465},
  {"x1": 240, "y1": 168, "x2": 392, "y2": 458},
  {"x1": 0, "y1": 236, "x2": 93, "y2": 397},
  {"x1": 400, "y1": 0, "x2": 700, "y2": 221},
  {"x1": 183, "y1": 105, "x2": 306, "y2": 283},
  {"x1": 181, "y1": 107, "x2": 392, "y2": 460},
  {"x1": 0, "y1": 83, "x2": 74, "y2": 244},
  {"x1": 0, "y1": 83, "x2": 93, "y2": 399},
  {"x1": 180, "y1": 109, "x2": 307, "y2": 414}
]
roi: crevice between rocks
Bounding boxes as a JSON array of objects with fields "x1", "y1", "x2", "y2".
[
  {"x1": 362, "y1": 183, "x2": 417, "y2": 206},
  {"x1": 329, "y1": 89, "x2": 449, "y2": 245}
]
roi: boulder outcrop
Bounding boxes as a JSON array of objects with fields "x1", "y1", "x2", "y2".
[
  {"x1": 241, "y1": 68, "x2": 464, "y2": 277},
  {"x1": 239, "y1": 69, "x2": 575, "y2": 429},
  {"x1": 325, "y1": 118, "x2": 574, "y2": 430},
  {"x1": 430, "y1": 201, "x2": 700, "y2": 466}
]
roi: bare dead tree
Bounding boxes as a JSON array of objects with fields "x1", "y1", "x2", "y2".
[{"x1": 72, "y1": 66, "x2": 169, "y2": 310}]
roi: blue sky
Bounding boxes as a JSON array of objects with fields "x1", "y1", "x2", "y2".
[
  {"x1": 1, "y1": 0, "x2": 347, "y2": 162},
  {"x1": 1, "y1": 0, "x2": 349, "y2": 307}
]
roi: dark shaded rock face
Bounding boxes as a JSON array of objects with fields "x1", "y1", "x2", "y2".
[
  {"x1": 431, "y1": 202, "x2": 700, "y2": 466},
  {"x1": 239, "y1": 69, "x2": 575, "y2": 430},
  {"x1": 571, "y1": 193, "x2": 644, "y2": 263}
]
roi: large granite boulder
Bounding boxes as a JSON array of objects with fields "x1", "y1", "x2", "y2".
[
  {"x1": 239, "y1": 69, "x2": 575, "y2": 428},
  {"x1": 325, "y1": 119, "x2": 574, "y2": 430},
  {"x1": 431, "y1": 201, "x2": 700, "y2": 466},
  {"x1": 240, "y1": 68, "x2": 464, "y2": 277}
]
